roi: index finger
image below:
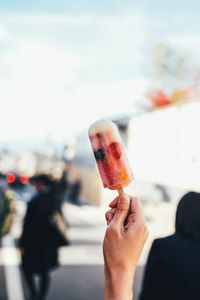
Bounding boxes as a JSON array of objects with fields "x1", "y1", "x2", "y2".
[
  {"x1": 109, "y1": 196, "x2": 119, "y2": 208},
  {"x1": 130, "y1": 196, "x2": 144, "y2": 221}
]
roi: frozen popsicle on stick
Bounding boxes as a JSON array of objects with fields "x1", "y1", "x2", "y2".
[{"x1": 88, "y1": 119, "x2": 134, "y2": 195}]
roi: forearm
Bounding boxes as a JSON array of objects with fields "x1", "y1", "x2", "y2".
[{"x1": 104, "y1": 268, "x2": 134, "y2": 300}]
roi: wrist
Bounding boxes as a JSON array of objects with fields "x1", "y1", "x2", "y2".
[{"x1": 104, "y1": 266, "x2": 134, "y2": 300}]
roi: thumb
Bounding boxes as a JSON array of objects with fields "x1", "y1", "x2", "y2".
[{"x1": 112, "y1": 193, "x2": 130, "y2": 228}]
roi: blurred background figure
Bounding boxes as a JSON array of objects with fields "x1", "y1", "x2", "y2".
[
  {"x1": 59, "y1": 170, "x2": 69, "y2": 202},
  {"x1": 0, "y1": 175, "x2": 16, "y2": 238},
  {"x1": 68, "y1": 179, "x2": 82, "y2": 205},
  {"x1": 140, "y1": 192, "x2": 200, "y2": 300},
  {"x1": 19, "y1": 174, "x2": 69, "y2": 300}
]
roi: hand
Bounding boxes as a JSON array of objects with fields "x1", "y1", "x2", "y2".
[{"x1": 103, "y1": 193, "x2": 149, "y2": 300}]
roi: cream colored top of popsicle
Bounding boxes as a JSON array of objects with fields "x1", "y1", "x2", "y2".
[{"x1": 88, "y1": 119, "x2": 118, "y2": 136}]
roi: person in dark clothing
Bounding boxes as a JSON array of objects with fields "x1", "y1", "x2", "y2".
[
  {"x1": 140, "y1": 191, "x2": 200, "y2": 300},
  {"x1": 69, "y1": 180, "x2": 81, "y2": 204},
  {"x1": 19, "y1": 175, "x2": 64, "y2": 300},
  {"x1": 59, "y1": 170, "x2": 69, "y2": 194}
]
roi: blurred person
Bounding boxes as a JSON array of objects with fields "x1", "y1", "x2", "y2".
[
  {"x1": 19, "y1": 174, "x2": 69, "y2": 300},
  {"x1": 0, "y1": 177, "x2": 16, "y2": 237},
  {"x1": 0, "y1": 189, "x2": 16, "y2": 237},
  {"x1": 69, "y1": 179, "x2": 81, "y2": 204},
  {"x1": 140, "y1": 191, "x2": 200, "y2": 300},
  {"x1": 103, "y1": 193, "x2": 149, "y2": 300},
  {"x1": 59, "y1": 170, "x2": 69, "y2": 195},
  {"x1": 0, "y1": 178, "x2": 7, "y2": 220}
]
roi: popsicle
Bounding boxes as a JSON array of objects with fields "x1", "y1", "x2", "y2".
[{"x1": 88, "y1": 119, "x2": 134, "y2": 195}]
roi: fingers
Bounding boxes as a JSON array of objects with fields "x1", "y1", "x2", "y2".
[
  {"x1": 105, "y1": 208, "x2": 116, "y2": 225},
  {"x1": 126, "y1": 197, "x2": 148, "y2": 238},
  {"x1": 109, "y1": 196, "x2": 118, "y2": 208},
  {"x1": 124, "y1": 197, "x2": 144, "y2": 229},
  {"x1": 109, "y1": 195, "x2": 134, "y2": 209},
  {"x1": 112, "y1": 193, "x2": 130, "y2": 228},
  {"x1": 108, "y1": 195, "x2": 143, "y2": 229},
  {"x1": 130, "y1": 196, "x2": 143, "y2": 221}
]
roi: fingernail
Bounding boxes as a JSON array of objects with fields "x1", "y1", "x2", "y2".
[{"x1": 119, "y1": 194, "x2": 129, "y2": 204}]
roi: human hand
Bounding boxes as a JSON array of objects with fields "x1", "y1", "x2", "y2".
[{"x1": 103, "y1": 193, "x2": 148, "y2": 300}]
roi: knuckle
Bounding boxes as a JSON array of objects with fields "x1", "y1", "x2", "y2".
[
  {"x1": 134, "y1": 197, "x2": 143, "y2": 209},
  {"x1": 105, "y1": 209, "x2": 111, "y2": 220},
  {"x1": 137, "y1": 221, "x2": 148, "y2": 233},
  {"x1": 141, "y1": 222, "x2": 147, "y2": 231},
  {"x1": 142, "y1": 223, "x2": 149, "y2": 238},
  {"x1": 106, "y1": 225, "x2": 120, "y2": 238},
  {"x1": 132, "y1": 196, "x2": 139, "y2": 203},
  {"x1": 105, "y1": 226, "x2": 112, "y2": 235}
]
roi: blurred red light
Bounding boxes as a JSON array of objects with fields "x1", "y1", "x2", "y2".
[
  {"x1": 7, "y1": 173, "x2": 16, "y2": 183},
  {"x1": 19, "y1": 175, "x2": 29, "y2": 185}
]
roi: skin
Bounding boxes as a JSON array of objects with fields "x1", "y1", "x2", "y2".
[{"x1": 103, "y1": 193, "x2": 149, "y2": 300}]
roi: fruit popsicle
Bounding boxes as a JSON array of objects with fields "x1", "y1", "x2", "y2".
[{"x1": 88, "y1": 119, "x2": 134, "y2": 194}]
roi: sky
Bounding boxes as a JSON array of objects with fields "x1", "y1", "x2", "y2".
[{"x1": 0, "y1": 0, "x2": 200, "y2": 144}]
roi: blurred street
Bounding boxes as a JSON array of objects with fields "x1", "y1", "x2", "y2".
[
  {"x1": 0, "y1": 187, "x2": 148, "y2": 300},
  {"x1": 0, "y1": 180, "x2": 189, "y2": 300}
]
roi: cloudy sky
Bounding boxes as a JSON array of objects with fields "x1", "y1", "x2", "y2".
[{"x1": 0, "y1": 0, "x2": 200, "y2": 143}]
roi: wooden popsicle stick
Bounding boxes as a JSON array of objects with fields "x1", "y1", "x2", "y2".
[{"x1": 117, "y1": 187, "x2": 124, "y2": 196}]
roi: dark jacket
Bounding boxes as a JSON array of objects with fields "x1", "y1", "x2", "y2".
[
  {"x1": 140, "y1": 233, "x2": 200, "y2": 300},
  {"x1": 19, "y1": 190, "x2": 59, "y2": 273}
]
